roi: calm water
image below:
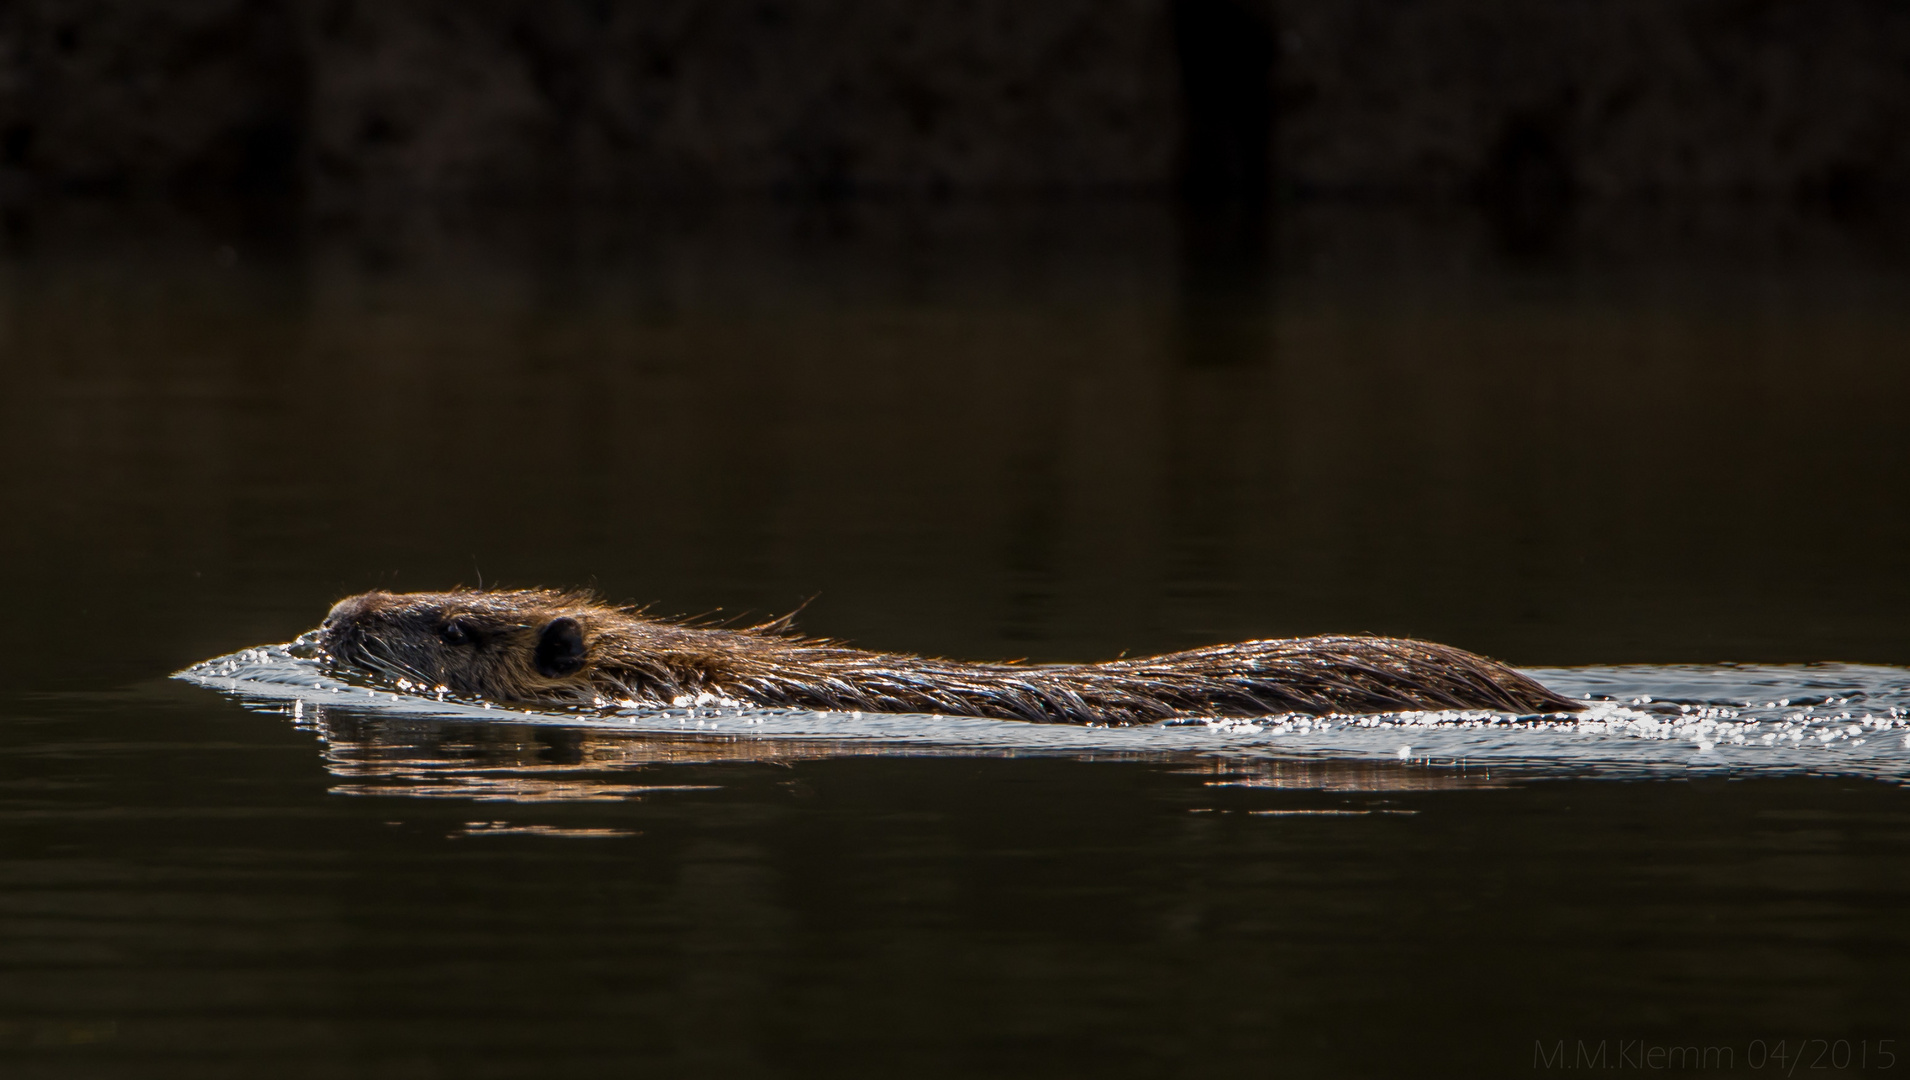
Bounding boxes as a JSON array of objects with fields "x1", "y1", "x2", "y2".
[{"x1": 4, "y1": 199, "x2": 1910, "y2": 1077}]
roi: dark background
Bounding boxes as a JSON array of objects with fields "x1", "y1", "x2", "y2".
[
  {"x1": 6, "y1": 1, "x2": 1910, "y2": 202},
  {"x1": 2, "y1": 0, "x2": 1908, "y2": 683},
  {"x1": 2, "y1": 6, "x2": 1909, "y2": 1079},
  {"x1": 4, "y1": 197, "x2": 1910, "y2": 695}
]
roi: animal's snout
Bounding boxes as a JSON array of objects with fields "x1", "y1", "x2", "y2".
[{"x1": 318, "y1": 594, "x2": 380, "y2": 652}]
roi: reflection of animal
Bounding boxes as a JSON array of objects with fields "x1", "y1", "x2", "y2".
[{"x1": 318, "y1": 589, "x2": 1582, "y2": 725}]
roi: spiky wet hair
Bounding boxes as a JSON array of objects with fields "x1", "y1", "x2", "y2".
[{"x1": 317, "y1": 588, "x2": 1582, "y2": 723}]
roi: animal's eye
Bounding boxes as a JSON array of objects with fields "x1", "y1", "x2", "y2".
[{"x1": 440, "y1": 618, "x2": 472, "y2": 645}]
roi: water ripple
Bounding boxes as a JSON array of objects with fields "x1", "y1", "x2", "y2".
[{"x1": 176, "y1": 644, "x2": 1910, "y2": 788}]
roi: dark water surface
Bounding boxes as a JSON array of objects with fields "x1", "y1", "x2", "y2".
[{"x1": 3, "y1": 199, "x2": 1910, "y2": 1077}]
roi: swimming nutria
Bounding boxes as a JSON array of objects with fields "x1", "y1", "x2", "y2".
[{"x1": 316, "y1": 589, "x2": 1581, "y2": 724}]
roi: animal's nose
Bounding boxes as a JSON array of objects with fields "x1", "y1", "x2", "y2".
[{"x1": 319, "y1": 594, "x2": 378, "y2": 645}]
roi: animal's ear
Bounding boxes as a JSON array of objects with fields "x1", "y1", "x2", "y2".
[{"x1": 533, "y1": 617, "x2": 587, "y2": 677}]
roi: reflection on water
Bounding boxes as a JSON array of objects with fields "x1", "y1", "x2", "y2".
[
  {"x1": 5, "y1": 198, "x2": 1910, "y2": 1077},
  {"x1": 306, "y1": 710, "x2": 1511, "y2": 801},
  {"x1": 181, "y1": 642, "x2": 1910, "y2": 793},
  {"x1": 453, "y1": 822, "x2": 637, "y2": 838},
  {"x1": 314, "y1": 709, "x2": 901, "y2": 802},
  {"x1": 1186, "y1": 759, "x2": 1506, "y2": 791},
  {"x1": 15, "y1": 669, "x2": 1910, "y2": 1077}
]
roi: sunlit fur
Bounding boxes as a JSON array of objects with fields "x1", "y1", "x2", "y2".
[{"x1": 317, "y1": 588, "x2": 1583, "y2": 724}]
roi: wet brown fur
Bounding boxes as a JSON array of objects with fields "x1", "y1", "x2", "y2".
[{"x1": 317, "y1": 588, "x2": 1583, "y2": 724}]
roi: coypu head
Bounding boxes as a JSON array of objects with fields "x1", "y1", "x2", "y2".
[{"x1": 317, "y1": 589, "x2": 599, "y2": 702}]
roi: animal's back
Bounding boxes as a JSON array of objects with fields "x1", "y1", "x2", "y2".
[
  {"x1": 316, "y1": 588, "x2": 1581, "y2": 724},
  {"x1": 703, "y1": 633, "x2": 1578, "y2": 724},
  {"x1": 1087, "y1": 635, "x2": 1578, "y2": 718}
]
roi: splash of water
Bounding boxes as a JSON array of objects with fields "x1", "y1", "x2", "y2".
[{"x1": 178, "y1": 642, "x2": 1910, "y2": 784}]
